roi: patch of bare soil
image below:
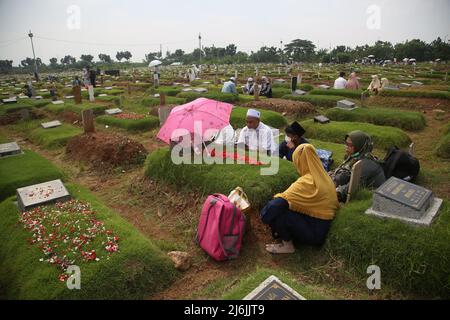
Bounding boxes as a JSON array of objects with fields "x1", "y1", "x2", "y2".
[
  {"x1": 242, "y1": 98, "x2": 316, "y2": 116},
  {"x1": 66, "y1": 132, "x2": 148, "y2": 171}
]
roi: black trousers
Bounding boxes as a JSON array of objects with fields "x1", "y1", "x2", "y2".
[{"x1": 260, "y1": 198, "x2": 332, "y2": 246}]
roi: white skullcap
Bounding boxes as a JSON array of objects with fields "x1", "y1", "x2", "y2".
[
  {"x1": 230, "y1": 77, "x2": 236, "y2": 82},
  {"x1": 246, "y1": 109, "x2": 260, "y2": 119},
  {"x1": 248, "y1": 77, "x2": 254, "y2": 82}
]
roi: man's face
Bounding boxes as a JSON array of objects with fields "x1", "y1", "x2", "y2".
[
  {"x1": 246, "y1": 117, "x2": 260, "y2": 130},
  {"x1": 345, "y1": 137, "x2": 355, "y2": 156}
]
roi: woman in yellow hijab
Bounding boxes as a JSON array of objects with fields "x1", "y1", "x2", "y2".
[{"x1": 261, "y1": 144, "x2": 339, "y2": 254}]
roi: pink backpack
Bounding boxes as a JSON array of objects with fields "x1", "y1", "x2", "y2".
[{"x1": 196, "y1": 194, "x2": 246, "y2": 261}]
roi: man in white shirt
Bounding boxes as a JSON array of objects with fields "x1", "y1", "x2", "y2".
[
  {"x1": 237, "y1": 109, "x2": 277, "y2": 156},
  {"x1": 333, "y1": 72, "x2": 347, "y2": 89}
]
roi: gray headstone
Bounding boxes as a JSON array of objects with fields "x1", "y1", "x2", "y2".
[
  {"x1": 273, "y1": 79, "x2": 286, "y2": 84},
  {"x1": 65, "y1": 95, "x2": 75, "y2": 99},
  {"x1": 411, "y1": 81, "x2": 423, "y2": 86},
  {"x1": 182, "y1": 84, "x2": 191, "y2": 87},
  {"x1": 243, "y1": 275, "x2": 306, "y2": 300},
  {"x1": 337, "y1": 100, "x2": 356, "y2": 110},
  {"x1": 41, "y1": 120, "x2": 62, "y2": 129},
  {"x1": 105, "y1": 108, "x2": 122, "y2": 115},
  {"x1": 365, "y1": 177, "x2": 443, "y2": 226},
  {"x1": 34, "y1": 96, "x2": 43, "y2": 100},
  {"x1": 293, "y1": 89, "x2": 306, "y2": 96},
  {"x1": 182, "y1": 88, "x2": 193, "y2": 92},
  {"x1": 314, "y1": 115, "x2": 330, "y2": 124},
  {"x1": 16, "y1": 179, "x2": 71, "y2": 212},
  {"x1": 0, "y1": 142, "x2": 22, "y2": 158},
  {"x1": 98, "y1": 94, "x2": 108, "y2": 97},
  {"x1": 51, "y1": 100, "x2": 64, "y2": 105},
  {"x1": 399, "y1": 83, "x2": 412, "y2": 88},
  {"x1": 193, "y1": 88, "x2": 208, "y2": 93},
  {"x1": 318, "y1": 84, "x2": 330, "y2": 90},
  {"x1": 104, "y1": 87, "x2": 113, "y2": 90}
]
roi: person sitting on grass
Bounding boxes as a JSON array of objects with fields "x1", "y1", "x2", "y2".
[
  {"x1": 329, "y1": 130, "x2": 386, "y2": 203},
  {"x1": 261, "y1": 144, "x2": 339, "y2": 254},
  {"x1": 259, "y1": 76, "x2": 272, "y2": 98},
  {"x1": 345, "y1": 72, "x2": 361, "y2": 90},
  {"x1": 279, "y1": 121, "x2": 308, "y2": 161},
  {"x1": 380, "y1": 77, "x2": 390, "y2": 91},
  {"x1": 367, "y1": 75, "x2": 381, "y2": 94},
  {"x1": 221, "y1": 77, "x2": 238, "y2": 94},
  {"x1": 237, "y1": 109, "x2": 276, "y2": 156},
  {"x1": 243, "y1": 77, "x2": 255, "y2": 95},
  {"x1": 334, "y1": 72, "x2": 347, "y2": 89}
]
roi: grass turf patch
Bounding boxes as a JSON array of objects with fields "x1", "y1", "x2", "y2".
[
  {"x1": 221, "y1": 267, "x2": 334, "y2": 300},
  {"x1": 96, "y1": 115, "x2": 160, "y2": 132},
  {"x1": 435, "y1": 128, "x2": 450, "y2": 159},
  {"x1": 380, "y1": 90, "x2": 450, "y2": 100},
  {"x1": 46, "y1": 102, "x2": 107, "y2": 116},
  {"x1": 28, "y1": 123, "x2": 82, "y2": 149},
  {"x1": 176, "y1": 92, "x2": 239, "y2": 103},
  {"x1": 230, "y1": 107, "x2": 287, "y2": 129},
  {"x1": 324, "y1": 107, "x2": 426, "y2": 131},
  {"x1": 309, "y1": 89, "x2": 364, "y2": 99},
  {"x1": 142, "y1": 96, "x2": 186, "y2": 107},
  {"x1": 144, "y1": 147, "x2": 297, "y2": 209},
  {"x1": 0, "y1": 183, "x2": 177, "y2": 299},
  {"x1": 301, "y1": 119, "x2": 411, "y2": 149},
  {"x1": 326, "y1": 190, "x2": 450, "y2": 298},
  {"x1": 0, "y1": 150, "x2": 65, "y2": 201},
  {"x1": 283, "y1": 94, "x2": 346, "y2": 108}
]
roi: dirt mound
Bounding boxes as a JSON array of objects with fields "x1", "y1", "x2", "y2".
[
  {"x1": 242, "y1": 98, "x2": 316, "y2": 116},
  {"x1": 0, "y1": 109, "x2": 45, "y2": 125},
  {"x1": 58, "y1": 111, "x2": 81, "y2": 125},
  {"x1": 66, "y1": 132, "x2": 148, "y2": 170}
]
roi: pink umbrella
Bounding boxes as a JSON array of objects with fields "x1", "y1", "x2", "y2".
[{"x1": 157, "y1": 98, "x2": 233, "y2": 144}]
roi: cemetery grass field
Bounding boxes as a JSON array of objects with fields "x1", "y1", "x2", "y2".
[{"x1": 1, "y1": 62, "x2": 450, "y2": 299}]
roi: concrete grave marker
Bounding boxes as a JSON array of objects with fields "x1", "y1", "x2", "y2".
[
  {"x1": 2, "y1": 97, "x2": 17, "y2": 104},
  {"x1": 182, "y1": 88, "x2": 193, "y2": 92},
  {"x1": 72, "y1": 85, "x2": 82, "y2": 104},
  {"x1": 65, "y1": 95, "x2": 75, "y2": 99},
  {"x1": 293, "y1": 89, "x2": 306, "y2": 96},
  {"x1": 399, "y1": 83, "x2": 412, "y2": 88},
  {"x1": 337, "y1": 100, "x2": 357, "y2": 110},
  {"x1": 16, "y1": 179, "x2": 71, "y2": 212},
  {"x1": 41, "y1": 120, "x2": 62, "y2": 129},
  {"x1": 243, "y1": 275, "x2": 306, "y2": 300},
  {"x1": 0, "y1": 142, "x2": 22, "y2": 158},
  {"x1": 383, "y1": 85, "x2": 399, "y2": 91},
  {"x1": 98, "y1": 94, "x2": 108, "y2": 97},
  {"x1": 365, "y1": 177, "x2": 443, "y2": 227},
  {"x1": 411, "y1": 81, "x2": 423, "y2": 86},
  {"x1": 34, "y1": 96, "x2": 43, "y2": 100},
  {"x1": 105, "y1": 108, "x2": 122, "y2": 115},
  {"x1": 193, "y1": 88, "x2": 208, "y2": 93},
  {"x1": 314, "y1": 115, "x2": 330, "y2": 124},
  {"x1": 318, "y1": 84, "x2": 330, "y2": 90},
  {"x1": 51, "y1": 100, "x2": 64, "y2": 105}
]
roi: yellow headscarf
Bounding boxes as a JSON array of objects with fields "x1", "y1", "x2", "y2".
[{"x1": 274, "y1": 144, "x2": 339, "y2": 220}]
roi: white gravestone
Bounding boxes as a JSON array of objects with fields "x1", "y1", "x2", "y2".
[
  {"x1": 243, "y1": 275, "x2": 306, "y2": 300},
  {"x1": 51, "y1": 100, "x2": 64, "y2": 105},
  {"x1": 105, "y1": 108, "x2": 122, "y2": 115},
  {"x1": 0, "y1": 142, "x2": 22, "y2": 158},
  {"x1": 16, "y1": 179, "x2": 71, "y2": 212},
  {"x1": 41, "y1": 120, "x2": 62, "y2": 129}
]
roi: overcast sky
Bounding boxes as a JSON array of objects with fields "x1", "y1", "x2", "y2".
[{"x1": 0, "y1": 0, "x2": 449, "y2": 65}]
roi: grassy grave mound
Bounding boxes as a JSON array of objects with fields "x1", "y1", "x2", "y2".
[
  {"x1": 272, "y1": 88, "x2": 293, "y2": 98},
  {"x1": 326, "y1": 190, "x2": 450, "y2": 298},
  {"x1": 0, "y1": 184, "x2": 177, "y2": 299},
  {"x1": 324, "y1": 107, "x2": 426, "y2": 131},
  {"x1": 66, "y1": 132, "x2": 148, "y2": 169},
  {"x1": 142, "y1": 96, "x2": 186, "y2": 107},
  {"x1": 0, "y1": 150, "x2": 65, "y2": 201},
  {"x1": 144, "y1": 147, "x2": 297, "y2": 209},
  {"x1": 96, "y1": 114, "x2": 159, "y2": 132},
  {"x1": 1, "y1": 99, "x2": 52, "y2": 114},
  {"x1": 28, "y1": 123, "x2": 83, "y2": 149},
  {"x1": 283, "y1": 94, "x2": 346, "y2": 108},
  {"x1": 231, "y1": 107, "x2": 288, "y2": 129},
  {"x1": 300, "y1": 119, "x2": 411, "y2": 149},
  {"x1": 221, "y1": 267, "x2": 333, "y2": 300},
  {"x1": 95, "y1": 95, "x2": 121, "y2": 106},
  {"x1": 242, "y1": 99, "x2": 315, "y2": 117},
  {"x1": 435, "y1": 123, "x2": 450, "y2": 159},
  {"x1": 176, "y1": 92, "x2": 239, "y2": 103},
  {"x1": 156, "y1": 87, "x2": 182, "y2": 97},
  {"x1": 380, "y1": 90, "x2": 450, "y2": 100},
  {"x1": 272, "y1": 83, "x2": 314, "y2": 92},
  {"x1": 46, "y1": 102, "x2": 107, "y2": 116},
  {"x1": 309, "y1": 89, "x2": 364, "y2": 99}
]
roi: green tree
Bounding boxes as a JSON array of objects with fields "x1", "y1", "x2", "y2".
[{"x1": 284, "y1": 39, "x2": 316, "y2": 62}]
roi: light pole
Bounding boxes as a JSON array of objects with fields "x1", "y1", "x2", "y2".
[{"x1": 28, "y1": 30, "x2": 39, "y2": 81}]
